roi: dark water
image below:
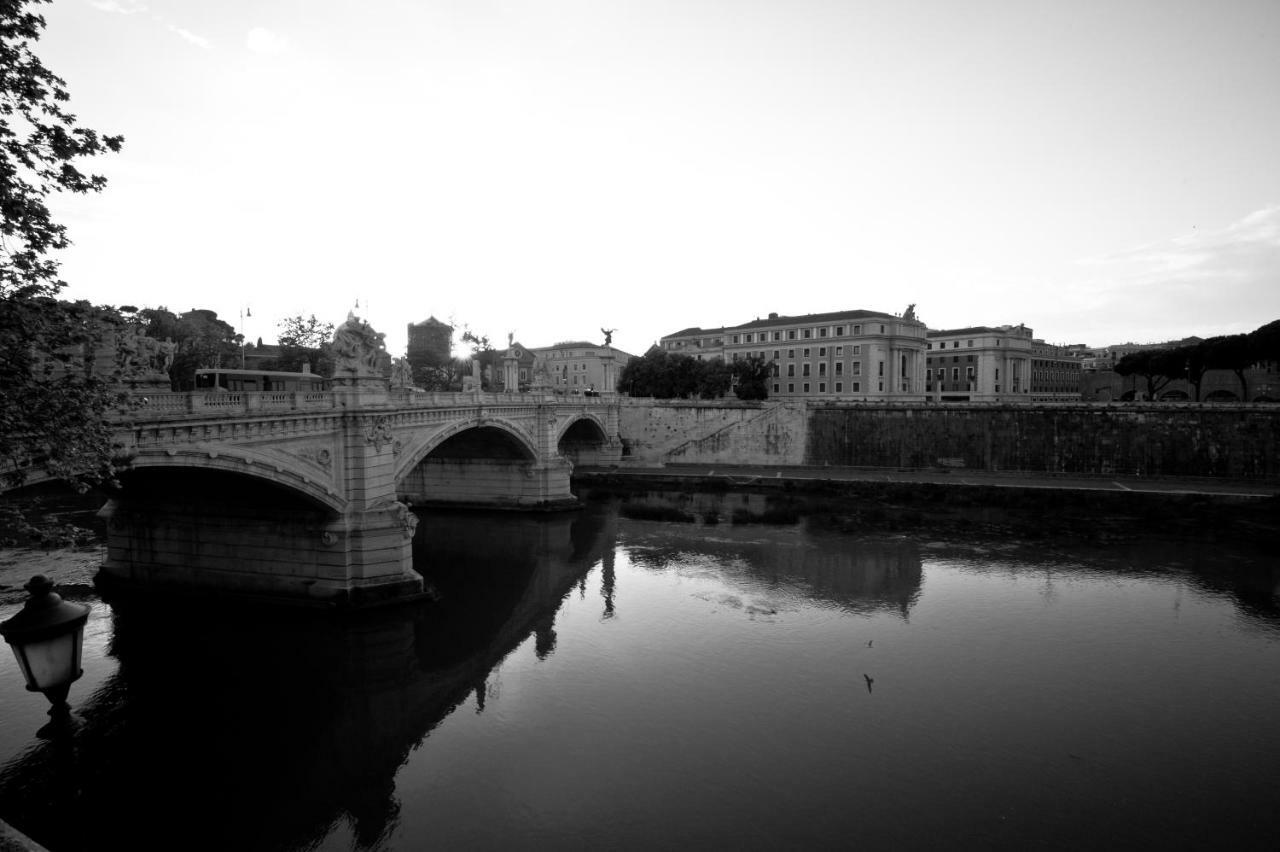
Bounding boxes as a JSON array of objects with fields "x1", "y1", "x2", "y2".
[{"x1": 1, "y1": 492, "x2": 1278, "y2": 850}]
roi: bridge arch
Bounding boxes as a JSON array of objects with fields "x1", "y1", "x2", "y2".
[
  {"x1": 395, "y1": 418, "x2": 572, "y2": 509},
  {"x1": 99, "y1": 457, "x2": 372, "y2": 605},
  {"x1": 394, "y1": 418, "x2": 537, "y2": 483},
  {"x1": 555, "y1": 414, "x2": 613, "y2": 467},
  {"x1": 128, "y1": 447, "x2": 347, "y2": 513}
]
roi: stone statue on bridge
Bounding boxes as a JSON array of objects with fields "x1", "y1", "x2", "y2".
[
  {"x1": 158, "y1": 338, "x2": 177, "y2": 374},
  {"x1": 389, "y1": 357, "x2": 414, "y2": 389},
  {"x1": 332, "y1": 313, "x2": 387, "y2": 379},
  {"x1": 116, "y1": 325, "x2": 172, "y2": 391}
]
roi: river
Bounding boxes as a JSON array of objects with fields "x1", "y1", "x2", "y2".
[{"x1": 1, "y1": 489, "x2": 1278, "y2": 850}]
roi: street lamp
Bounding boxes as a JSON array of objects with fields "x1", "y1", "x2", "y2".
[{"x1": 1, "y1": 575, "x2": 91, "y2": 733}]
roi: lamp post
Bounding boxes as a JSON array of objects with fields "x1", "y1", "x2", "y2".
[{"x1": 1, "y1": 575, "x2": 91, "y2": 736}]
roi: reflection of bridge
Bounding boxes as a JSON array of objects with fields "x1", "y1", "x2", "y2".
[
  {"x1": 0, "y1": 506, "x2": 619, "y2": 851},
  {"x1": 99, "y1": 384, "x2": 622, "y2": 606}
]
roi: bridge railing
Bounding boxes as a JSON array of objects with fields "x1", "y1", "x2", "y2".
[
  {"x1": 134, "y1": 391, "x2": 339, "y2": 417},
  {"x1": 129, "y1": 389, "x2": 619, "y2": 420},
  {"x1": 390, "y1": 390, "x2": 619, "y2": 408}
]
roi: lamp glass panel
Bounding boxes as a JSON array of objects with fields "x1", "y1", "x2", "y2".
[{"x1": 13, "y1": 632, "x2": 79, "y2": 691}]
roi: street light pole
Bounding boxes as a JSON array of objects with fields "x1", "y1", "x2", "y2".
[{"x1": 1, "y1": 576, "x2": 91, "y2": 738}]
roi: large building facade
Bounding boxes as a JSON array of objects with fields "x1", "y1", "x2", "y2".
[
  {"x1": 661, "y1": 309, "x2": 929, "y2": 400},
  {"x1": 1029, "y1": 339, "x2": 1086, "y2": 402},
  {"x1": 924, "y1": 325, "x2": 1034, "y2": 402},
  {"x1": 531, "y1": 341, "x2": 633, "y2": 394}
]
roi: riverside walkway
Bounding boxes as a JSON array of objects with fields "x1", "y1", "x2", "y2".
[{"x1": 578, "y1": 464, "x2": 1279, "y2": 499}]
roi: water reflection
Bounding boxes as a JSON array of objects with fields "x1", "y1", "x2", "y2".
[
  {"x1": 594, "y1": 489, "x2": 924, "y2": 617},
  {"x1": 1, "y1": 489, "x2": 1276, "y2": 850},
  {"x1": 0, "y1": 503, "x2": 615, "y2": 852}
]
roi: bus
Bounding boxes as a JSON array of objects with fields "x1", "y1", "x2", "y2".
[{"x1": 194, "y1": 368, "x2": 329, "y2": 393}]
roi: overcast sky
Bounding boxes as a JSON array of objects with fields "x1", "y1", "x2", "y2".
[{"x1": 38, "y1": 0, "x2": 1280, "y2": 357}]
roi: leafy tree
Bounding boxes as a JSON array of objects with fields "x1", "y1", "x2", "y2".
[
  {"x1": 1169, "y1": 343, "x2": 1209, "y2": 401},
  {"x1": 0, "y1": 297, "x2": 130, "y2": 489},
  {"x1": 460, "y1": 326, "x2": 499, "y2": 390},
  {"x1": 730, "y1": 355, "x2": 772, "y2": 401},
  {"x1": 1, "y1": 1, "x2": 124, "y2": 298},
  {"x1": 1205, "y1": 334, "x2": 1254, "y2": 401},
  {"x1": 1, "y1": 0, "x2": 125, "y2": 487},
  {"x1": 134, "y1": 307, "x2": 241, "y2": 389},
  {"x1": 1247, "y1": 319, "x2": 1280, "y2": 364},
  {"x1": 619, "y1": 348, "x2": 731, "y2": 399},
  {"x1": 267, "y1": 313, "x2": 334, "y2": 376},
  {"x1": 1114, "y1": 348, "x2": 1184, "y2": 400}
]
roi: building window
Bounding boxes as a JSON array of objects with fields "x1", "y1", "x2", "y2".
[
  {"x1": 802, "y1": 364, "x2": 810, "y2": 376},
  {"x1": 803, "y1": 383, "x2": 810, "y2": 392},
  {"x1": 788, "y1": 383, "x2": 794, "y2": 393},
  {"x1": 835, "y1": 362, "x2": 843, "y2": 375},
  {"x1": 836, "y1": 382, "x2": 843, "y2": 392},
  {"x1": 952, "y1": 368, "x2": 959, "y2": 381},
  {"x1": 995, "y1": 368, "x2": 1000, "y2": 381},
  {"x1": 818, "y1": 347, "x2": 826, "y2": 357},
  {"x1": 878, "y1": 360, "x2": 884, "y2": 376},
  {"x1": 774, "y1": 350, "x2": 780, "y2": 359},
  {"x1": 787, "y1": 364, "x2": 795, "y2": 377},
  {"x1": 788, "y1": 330, "x2": 796, "y2": 340},
  {"x1": 819, "y1": 382, "x2": 826, "y2": 392},
  {"x1": 835, "y1": 326, "x2": 844, "y2": 336},
  {"x1": 878, "y1": 381, "x2": 884, "y2": 391},
  {"x1": 880, "y1": 325, "x2": 885, "y2": 333},
  {"x1": 818, "y1": 363, "x2": 827, "y2": 376},
  {"x1": 773, "y1": 383, "x2": 780, "y2": 393},
  {"x1": 852, "y1": 345, "x2": 861, "y2": 355},
  {"x1": 819, "y1": 328, "x2": 828, "y2": 338},
  {"x1": 852, "y1": 382, "x2": 860, "y2": 392},
  {"x1": 803, "y1": 329, "x2": 812, "y2": 339},
  {"x1": 732, "y1": 335, "x2": 740, "y2": 343},
  {"x1": 967, "y1": 366, "x2": 974, "y2": 379},
  {"x1": 853, "y1": 325, "x2": 861, "y2": 334},
  {"x1": 836, "y1": 346, "x2": 843, "y2": 356},
  {"x1": 788, "y1": 349, "x2": 795, "y2": 358},
  {"x1": 774, "y1": 332, "x2": 782, "y2": 341},
  {"x1": 803, "y1": 348, "x2": 811, "y2": 358},
  {"x1": 852, "y1": 361, "x2": 861, "y2": 375}
]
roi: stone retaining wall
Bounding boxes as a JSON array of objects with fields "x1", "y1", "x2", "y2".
[
  {"x1": 617, "y1": 400, "x2": 806, "y2": 466},
  {"x1": 617, "y1": 400, "x2": 1280, "y2": 478}
]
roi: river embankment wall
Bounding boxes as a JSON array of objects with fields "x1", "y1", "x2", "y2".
[
  {"x1": 618, "y1": 400, "x2": 1280, "y2": 479},
  {"x1": 617, "y1": 400, "x2": 807, "y2": 466}
]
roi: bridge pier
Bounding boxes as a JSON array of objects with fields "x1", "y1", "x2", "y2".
[{"x1": 97, "y1": 495, "x2": 427, "y2": 608}]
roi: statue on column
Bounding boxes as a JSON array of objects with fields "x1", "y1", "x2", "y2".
[{"x1": 601, "y1": 328, "x2": 615, "y2": 346}]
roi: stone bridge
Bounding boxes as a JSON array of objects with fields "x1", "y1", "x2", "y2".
[{"x1": 98, "y1": 381, "x2": 622, "y2": 608}]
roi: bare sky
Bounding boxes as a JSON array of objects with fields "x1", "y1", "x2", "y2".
[{"x1": 39, "y1": 0, "x2": 1280, "y2": 357}]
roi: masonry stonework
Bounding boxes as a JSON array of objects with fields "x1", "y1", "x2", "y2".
[{"x1": 618, "y1": 400, "x2": 1280, "y2": 478}]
